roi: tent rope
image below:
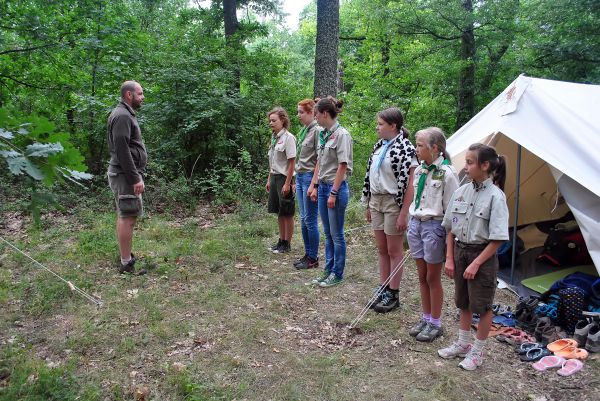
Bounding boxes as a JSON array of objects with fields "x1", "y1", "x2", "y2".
[{"x1": 0, "y1": 236, "x2": 103, "y2": 307}]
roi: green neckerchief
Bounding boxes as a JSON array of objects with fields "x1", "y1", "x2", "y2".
[
  {"x1": 271, "y1": 129, "x2": 285, "y2": 149},
  {"x1": 319, "y1": 122, "x2": 340, "y2": 147},
  {"x1": 297, "y1": 121, "x2": 316, "y2": 154},
  {"x1": 414, "y1": 158, "x2": 450, "y2": 210}
]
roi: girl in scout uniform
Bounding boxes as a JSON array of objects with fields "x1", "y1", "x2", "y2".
[
  {"x1": 266, "y1": 107, "x2": 297, "y2": 254},
  {"x1": 438, "y1": 143, "x2": 509, "y2": 371},
  {"x1": 293, "y1": 99, "x2": 321, "y2": 269},
  {"x1": 407, "y1": 127, "x2": 459, "y2": 341},
  {"x1": 308, "y1": 96, "x2": 353, "y2": 287},
  {"x1": 361, "y1": 107, "x2": 417, "y2": 313}
]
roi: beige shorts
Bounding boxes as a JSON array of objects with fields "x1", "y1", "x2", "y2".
[{"x1": 369, "y1": 193, "x2": 402, "y2": 235}]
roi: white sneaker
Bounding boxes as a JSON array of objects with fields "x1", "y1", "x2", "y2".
[
  {"x1": 437, "y1": 342, "x2": 472, "y2": 359},
  {"x1": 458, "y1": 350, "x2": 484, "y2": 371}
]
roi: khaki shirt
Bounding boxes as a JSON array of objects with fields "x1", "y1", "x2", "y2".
[
  {"x1": 317, "y1": 125, "x2": 353, "y2": 183},
  {"x1": 409, "y1": 156, "x2": 460, "y2": 219},
  {"x1": 296, "y1": 121, "x2": 320, "y2": 173},
  {"x1": 442, "y1": 178, "x2": 509, "y2": 244},
  {"x1": 268, "y1": 129, "x2": 296, "y2": 176}
]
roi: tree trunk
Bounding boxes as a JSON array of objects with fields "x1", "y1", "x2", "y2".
[
  {"x1": 313, "y1": 0, "x2": 339, "y2": 98},
  {"x1": 456, "y1": 0, "x2": 475, "y2": 131},
  {"x1": 223, "y1": 0, "x2": 241, "y2": 152}
]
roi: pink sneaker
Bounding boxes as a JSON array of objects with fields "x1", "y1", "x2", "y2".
[
  {"x1": 437, "y1": 342, "x2": 471, "y2": 359},
  {"x1": 459, "y1": 350, "x2": 484, "y2": 371}
]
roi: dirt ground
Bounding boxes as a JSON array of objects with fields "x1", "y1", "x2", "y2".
[{"x1": 1, "y1": 205, "x2": 599, "y2": 401}]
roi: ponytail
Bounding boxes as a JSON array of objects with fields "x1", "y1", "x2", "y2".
[{"x1": 494, "y1": 155, "x2": 507, "y2": 191}]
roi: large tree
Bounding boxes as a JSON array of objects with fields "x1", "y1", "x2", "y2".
[{"x1": 313, "y1": 0, "x2": 340, "y2": 98}]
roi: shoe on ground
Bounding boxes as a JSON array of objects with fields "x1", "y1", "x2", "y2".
[
  {"x1": 273, "y1": 240, "x2": 291, "y2": 254},
  {"x1": 373, "y1": 290, "x2": 399, "y2": 313},
  {"x1": 319, "y1": 273, "x2": 343, "y2": 288},
  {"x1": 574, "y1": 319, "x2": 594, "y2": 347},
  {"x1": 294, "y1": 255, "x2": 308, "y2": 267},
  {"x1": 311, "y1": 272, "x2": 330, "y2": 285},
  {"x1": 295, "y1": 256, "x2": 318, "y2": 270},
  {"x1": 438, "y1": 342, "x2": 472, "y2": 359},
  {"x1": 368, "y1": 285, "x2": 385, "y2": 309},
  {"x1": 458, "y1": 350, "x2": 484, "y2": 371},
  {"x1": 269, "y1": 239, "x2": 282, "y2": 251},
  {"x1": 119, "y1": 254, "x2": 146, "y2": 275},
  {"x1": 416, "y1": 322, "x2": 444, "y2": 342},
  {"x1": 409, "y1": 320, "x2": 429, "y2": 337},
  {"x1": 585, "y1": 323, "x2": 600, "y2": 353}
]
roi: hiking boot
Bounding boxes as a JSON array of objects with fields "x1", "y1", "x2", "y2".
[
  {"x1": 368, "y1": 285, "x2": 385, "y2": 309},
  {"x1": 373, "y1": 290, "x2": 399, "y2": 313},
  {"x1": 269, "y1": 239, "x2": 283, "y2": 252},
  {"x1": 416, "y1": 322, "x2": 444, "y2": 342},
  {"x1": 574, "y1": 319, "x2": 594, "y2": 347},
  {"x1": 311, "y1": 271, "x2": 330, "y2": 285},
  {"x1": 295, "y1": 256, "x2": 318, "y2": 270},
  {"x1": 273, "y1": 240, "x2": 291, "y2": 254},
  {"x1": 438, "y1": 342, "x2": 472, "y2": 359},
  {"x1": 294, "y1": 255, "x2": 308, "y2": 267},
  {"x1": 319, "y1": 273, "x2": 342, "y2": 288},
  {"x1": 409, "y1": 320, "x2": 429, "y2": 337},
  {"x1": 118, "y1": 254, "x2": 146, "y2": 275},
  {"x1": 459, "y1": 350, "x2": 484, "y2": 371},
  {"x1": 585, "y1": 323, "x2": 600, "y2": 353}
]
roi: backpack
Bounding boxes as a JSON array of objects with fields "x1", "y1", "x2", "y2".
[{"x1": 538, "y1": 224, "x2": 592, "y2": 266}]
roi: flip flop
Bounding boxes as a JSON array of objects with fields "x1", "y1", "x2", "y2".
[
  {"x1": 506, "y1": 331, "x2": 536, "y2": 346},
  {"x1": 493, "y1": 313, "x2": 517, "y2": 327},
  {"x1": 532, "y1": 355, "x2": 566, "y2": 371},
  {"x1": 517, "y1": 342, "x2": 545, "y2": 355},
  {"x1": 485, "y1": 323, "x2": 505, "y2": 337},
  {"x1": 547, "y1": 339, "x2": 578, "y2": 352},
  {"x1": 554, "y1": 346, "x2": 589, "y2": 360},
  {"x1": 521, "y1": 347, "x2": 552, "y2": 362},
  {"x1": 495, "y1": 327, "x2": 520, "y2": 343},
  {"x1": 557, "y1": 358, "x2": 584, "y2": 376}
]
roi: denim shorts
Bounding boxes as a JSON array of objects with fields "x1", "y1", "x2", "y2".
[{"x1": 407, "y1": 217, "x2": 446, "y2": 264}]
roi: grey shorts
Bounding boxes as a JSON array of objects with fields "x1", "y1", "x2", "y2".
[
  {"x1": 369, "y1": 193, "x2": 402, "y2": 236},
  {"x1": 407, "y1": 217, "x2": 446, "y2": 264},
  {"x1": 108, "y1": 172, "x2": 143, "y2": 218}
]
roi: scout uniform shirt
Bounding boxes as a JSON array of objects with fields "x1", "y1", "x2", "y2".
[
  {"x1": 409, "y1": 156, "x2": 459, "y2": 219},
  {"x1": 370, "y1": 137, "x2": 419, "y2": 195},
  {"x1": 268, "y1": 129, "x2": 297, "y2": 176},
  {"x1": 317, "y1": 123, "x2": 353, "y2": 183},
  {"x1": 442, "y1": 177, "x2": 509, "y2": 244},
  {"x1": 295, "y1": 121, "x2": 320, "y2": 173}
]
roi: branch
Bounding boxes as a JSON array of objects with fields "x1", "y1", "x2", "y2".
[
  {"x1": 340, "y1": 36, "x2": 366, "y2": 41},
  {"x1": 0, "y1": 42, "x2": 59, "y2": 56},
  {"x1": 0, "y1": 74, "x2": 58, "y2": 90}
]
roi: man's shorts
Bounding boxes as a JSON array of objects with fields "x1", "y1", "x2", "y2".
[
  {"x1": 407, "y1": 217, "x2": 446, "y2": 264},
  {"x1": 369, "y1": 193, "x2": 401, "y2": 235},
  {"x1": 108, "y1": 172, "x2": 144, "y2": 218},
  {"x1": 453, "y1": 242, "x2": 498, "y2": 315},
  {"x1": 268, "y1": 173, "x2": 295, "y2": 216}
]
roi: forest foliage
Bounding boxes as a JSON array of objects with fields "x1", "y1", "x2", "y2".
[{"x1": 1, "y1": 0, "x2": 599, "y2": 213}]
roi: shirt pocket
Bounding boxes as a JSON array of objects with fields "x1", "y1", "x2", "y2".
[
  {"x1": 475, "y1": 204, "x2": 491, "y2": 220},
  {"x1": 451, "y1": 200, "x2": 468, "y2": 214}
]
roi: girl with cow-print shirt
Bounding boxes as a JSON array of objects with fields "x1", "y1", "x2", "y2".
[{"x1": 361, "y1": 107, "x2": 418, "y2": 314}]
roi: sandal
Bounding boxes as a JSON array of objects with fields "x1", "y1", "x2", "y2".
[
  {"x1": 557, "y1": 358, "x2": 584, "y2": 376},
  {"x1": 532, "y1": 355, "x2": 566, "y2": 371},
  {"x1": 517, "y1": 342, "x2": 545, "y2": 355},
  {"x1": 520, "y1": 347, "x2": 552, "y2": 362},
  {"x1": 547, "y1": 339, "x2": 578, "y2": 352},
  {"x1": 495, "y1": 327, "x2": 520, "y2": 343},
  {"x1": 493, "y1": 312, "x2": 517, "y2": 327},
  {"x1": 554, "y1": 346, "x2": 589, "y2": 360},
  {"x1": 506, "y1": 330, "x2": 536, "y2": 346}
]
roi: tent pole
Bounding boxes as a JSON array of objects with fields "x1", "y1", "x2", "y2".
[{"x1": 510, "y1": 145, "x2": 522, "y2": 284}]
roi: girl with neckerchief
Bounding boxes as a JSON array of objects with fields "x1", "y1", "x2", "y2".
[
  {"x1": 308, "y1": 96, "x2": 353, "y2": 288},
  {"x1": 407, "y1": 127, "x2": 459, "y2": 342},
  {"x1": 361, "y1": 107, "x2": 417, "y2": 313},
  {"x1": 266, "y1": 107, "x2": 297, "y2": 254},
  {"x1": 293, "y1": 99, "x2": 321, "y2": 270}
]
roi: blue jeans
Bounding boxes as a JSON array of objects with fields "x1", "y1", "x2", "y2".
[
  {"x1": 318, "y1": 181, "x2": 349, "y2": 279},
  {"x1": 296, "y1": 172, "x2": 320, "y2": 259}
]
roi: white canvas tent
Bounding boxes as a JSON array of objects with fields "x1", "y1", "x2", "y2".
[{"x1": 447, "y1": 75, "x2": 600, "y2": 275}]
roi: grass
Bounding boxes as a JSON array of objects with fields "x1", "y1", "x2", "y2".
[{"x1": 1, "y1": 199, "x2": 600, "y2": 400}]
